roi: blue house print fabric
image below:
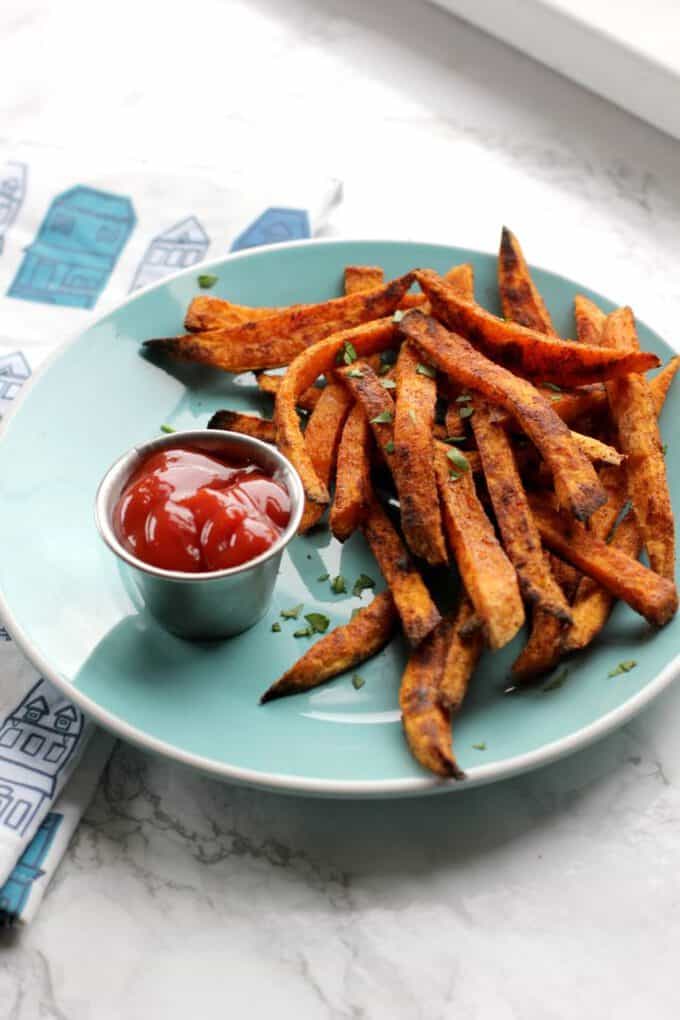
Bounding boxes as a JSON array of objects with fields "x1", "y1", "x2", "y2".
[
  {"x1": 0, "y1": 812, "x2": 62, "y2": 922},
  {"x1": 0, "y1": 679, "x2": 84, "y2": 838},
  {"x1": 129, "y1": 215, "x2": 210, "y2": 292},
  {"x1": 8, "y1": 186, "x2": 136, "y2": 309},
  {"x1": 0, "y1": 161, "x2": 27, "y2": 255},
  {"x1": 231, "y1": 206, "x2": 310, "y2": 251}
]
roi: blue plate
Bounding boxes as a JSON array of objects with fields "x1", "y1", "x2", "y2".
[{"x1": 0, "y1": 240, "x2": 677, "y2": 797}]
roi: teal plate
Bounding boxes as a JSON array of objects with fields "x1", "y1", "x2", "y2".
[{"x1": 0, "y1": 240, "x2": 677, "y2": 797}]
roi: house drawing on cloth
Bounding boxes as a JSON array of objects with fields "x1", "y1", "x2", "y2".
[
  {"x1": 0, "y1": 680, "x2": 84, "y2": 838},
  {"x1": 129, "y1": 216, "x2": 210, "y2": 291},
  {"x1": 0, "y1": 351, "x2": 30, "y2": 412},
  {"x1": 8, "y1": 186, "x2": 136, "y2": 309},
  {"x1": 0, "y1": 811, "x2": 62, "y2": 920},
  {"x1": 0, "y1": 161, "x2": 27, "y2": 255},
  {"x1": 231, "y1": 207, "x2": 310, "y2": 251}
]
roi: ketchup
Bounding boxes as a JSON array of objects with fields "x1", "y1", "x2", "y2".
[{"x1": 113, "y1": 447, "x2": 291, "y2": 572}]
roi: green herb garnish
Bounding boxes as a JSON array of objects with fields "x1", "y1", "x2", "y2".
[
  {"x1": 471, "y1": 742, "x2": 486, "y2": 751},
  {"x1": 416, "y1": 362, "x2": 436, "y2": 379},
  {"x1": 370, "y1": 410, "x2": 393, "y2": 425},
  {"x1": 662, "y1": 443, "x2": 668, "y2": 456},
  {"x1": 458, "y1": 405, "x2": 474, "y2": 420},
  {"x1": 392, "y1": 309, "x2": 405, "y2": 323},
  {"x1": 352, "y1": 573, "x2": 376, "y2": 598},
  {"x1": 160, "y1": 424, "x2": 176, "y2": 434},
  {"x1": 331, "y1": 574, "x2": 347, "y2": 595},
  {"x1": 347, "y1": 368, "x2": 364, "y2": 379},
  {"x1": 271, "y1": 622, "x2": 281, "y2": 633},
  {"x1": 336, "y1": 341, "x2": 358, "y2": 366},
  {"x1": 380, "y1": 377, "x2": 396, "y2": 390},
  {"x1": 455, "y1": 393, "x2": 471, "y2": 403},
  {"x1": 280, "y1": 603, "x2": 303, "y2": 620},
  {"x1": 542, "y1": 666, "x2": 569, "y2": 692},
  {"x1": 352, "y1": 674, "x2": 365, "y2": 690},
  {"x1": 293, "y1": 626, "x2": 312, "y2": 638},
  {"x1": 543, "y1": 382, "x2": 562, "y2": 393},
  {"x1": 444, "y1": 435, "x2": 466, "y2": 444},
  {"x1": 446, "y1": 448, "x2": 470, "y2": 473},
  {"x1": 608, "y1": 660, "x2": 637, "y2": 677},
  {"x1": 305, "y1": 612, "x2": 330, "y2": 634},
  {"x1": 198, "y1": 274, "x2": 218, "y2": 289},
  {"x1": 606, "y1": 499, "x2": 633, "y2": 544},
  {"x1": 384, "y1": 440, "x2": 395, "y2": 454},
  {"x1": 317, "y1": 572, "x2": 330, "y2": 582},
  {"x1": 449, "y1": 471, "x2": 461, "y2": 481}
]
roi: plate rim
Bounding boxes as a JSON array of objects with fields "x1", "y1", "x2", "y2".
[{"x1": 1, "y1": 235, "x2": 678, "y2": 797}]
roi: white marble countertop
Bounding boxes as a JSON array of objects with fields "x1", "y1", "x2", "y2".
[{"x1": 2, "y1": 1, "x2": 680, "y2": 1017}]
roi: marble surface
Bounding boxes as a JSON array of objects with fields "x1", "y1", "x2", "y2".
[{"x1": 2, "y1": 0, "x2": 680, "y2": 1016}]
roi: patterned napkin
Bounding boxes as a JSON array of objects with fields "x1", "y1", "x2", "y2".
[{"x1": 0, "y1": 143, "x2": 341, "y2": 924}]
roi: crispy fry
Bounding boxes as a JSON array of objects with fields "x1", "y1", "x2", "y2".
[
  {"x1": 400, "y1": 311, "x2": 607, "y2": 521},
  {"x1": 414, "y1": 269, "x2": 659, "y2": 386},
  {"x1": 274, "y1": 318, "x2": 397, "y2": 507},
  {"x1": 400, "y1": 617, "x2": 464, "y2": 779},
  {"x1": 361, "y1": 496, "x2": 441, "y2": 646},
  {"x1": 344, "y1": 265, "x2": 384, "y2": 294},
  {"x1": 260, "y1": 592, "x2": 398, "y2": 703},
  {"x1": 470, "y1": 399, "x2": 571, "y2": 620},
  {"x1": 651, "y1": 357, "x2": 680, "y2": 414},
  {"x1": 298, "y1": 382, "x2": 352, "y2": 533},
  {"x1": 185, "y1": 296, "x2": 282, "y2": 332},
  {"x1": 601, "y1": 307, "x2": 675, "y2": 580},
  {"x1": 574, "y1": 295, "x2": 606, "y2": 344},
  {"x1": 529, "y1": 497, "x2": 678, "y2": 626},
  {"x1": 434, "y1": 444, "x2": 525, "y2": 649},
  {"x1": 444, "y1": 263, "x2": 475, "y2": 300},
  {"x1": 207, "y1": 410, "x2": 276, "y2": 443},
  {"x1": 146, "y1": 273, "x2": 414, "y2": 374},
  {"x1": 337, "y1": 361, "x2": 396, "y2": 459},
  {"x1": 393, "y1": 342, "x2": 447, "y2": 565},
  {"x1": 444, "y1": 395, "x2": 467, "y2": 441},
  {"x1": 256, "y1": 372, "x2": 322, "y2": 412},
  {"x1": 439, "y1": 596, "x2": 484, "y2": 711},
  {"x1": 498, "y1": 227, "x2": 557, "y2": 334},
  {"x1": 568, "y1": 431, "x2": 624, "y2": 467},
  {"x1": 330, "y1": 403, "x2": 372, "y2": 541}
]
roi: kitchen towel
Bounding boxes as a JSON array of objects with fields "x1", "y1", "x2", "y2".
[{"x1": 0, "y1": 143, "x2": 341, "y2": 924}]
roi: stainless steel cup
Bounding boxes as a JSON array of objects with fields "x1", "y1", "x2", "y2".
[{"x1": 95, "y1": 430, "x2": 304, "y2": 640}]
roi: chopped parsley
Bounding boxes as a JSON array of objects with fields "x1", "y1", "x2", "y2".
[
  {"x1": 271, "y1": 622, "x2": 281, "y2": 633},
  {"x1": 331, "y1": 574, "x2": 347, "y2": 595},
  {"x1": 392, "y1": 309, "x2": 406, "y2": 323},
  {"x1": 446, "y1": 448, "x2": 470, "y2": 473},
  {"x1": 280, "y1": 603, "x2": 303, "y2": 620},
  {"x1": 305, "y1": 612, "x2": 330, "y2": 634},
  {"x1": 543, "y1": 382, "x2": 562, "y2": 393},
  {"x1": 336, "y1": 341, "x2": 358, "y2": 366},
  {"x1": 352, "y1": 573, "x2": 376, "y2": 598},
  {"x1": 416, "y1": 362, "x2": 436, "y2": 379},
  {"x1": 293, "y1": 626, "x2": 312, "y2": 638},
  {"x1": 542, "y1": 667, "x2": 569, "y2": 693},
  {"x1": 455, "y1": 393, "x2": 471, "y2": 403},
  {"x1": 347, "y1": 367, "x2": 364, "y2": 379},
  {"x1": 449, "y1": 471, "x2": 461, "y2": 481},
  {"x1": 608, "y1": 660, "x2": 637, "y2": 677},
  {"x1": 352, "y1": 674, "x2": 366, "y2": 690},
  {"x1": 662, "y1": 443, "x2": 668, "y2": 456},
  {"x1": 458, "y1": 405, "x2": 474, "y2": 420},
  {"x1": 317, "y1": 572, "x2": 330, "y2": 582},
  {"x1": 471, "y1": 742, "x2": 486, "y2": 751},
  {"x1": 370, "y1": 410, "x2": 393, "y2": 425},
  {"x1": 380, "y1": 377, "x2": 396, "y2": 389},
  {"x1": 197, "y1": 274, "x2": 218, "y2": 289},
  {"x1": 444, "y1": 435, "x2": 466, "y2": 444},
  {"x1": 606, "y1": 499, "x2": 633, "y2": 544},
  {"x1": 384, "y1": 440, "x2": 395, "y2": 454},
  {"x1": 160, "y1": 424, "x2": 176, "y2": 434}
]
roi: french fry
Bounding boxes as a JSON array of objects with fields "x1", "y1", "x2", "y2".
[
  {"x1": 470, "y1": 399, "x2": 571, "y2": 620},
  {"x1": 498, "y1": 227, "x2": 557, "y2": 334},
  {"x1": 361, "y1": 496, "x2": 441, "y2": 646},
  {"x1": 337, "y1": 361, "x2": 396, "y2": 459},
  {"x1": 568, "y1": 431, "x2": 624, "y2": 467},
  {"x1": 651, "y1": 356, "x2": 680, "y2": 413},
  {"x1": 185, "y1": 296, "x2": 282, "y2": 332},
  {"x1": 146, "y1": 272, "x2": 414, "y2": 374},
  {"x1": 414, "y1": 270, "x2": 659, "y2": 386},
  {"x1": 511, "y1": 606, "x2": 567, "y2": 683},
  {"x1": 574, "y1": 295, "x2": 606, "y2": 344},
  {"x1": 529, "y1": 497, "x2": 678, "y2": 626},
  {"x1": 400, "y1": 311, "x2": 607, "y2": 521},
  {"x1": 444, "y1": 263, "x2": 475, "y2": 300},
  {"x1": 434, "y1": 444, "x2": 525, "y2": 649},
  {"x1": 207, "y1": 410, "x2": 276, "y2": 443},
  {"x1": 601, "y1": 307, "x2": 675, "y2": 580},
  {"x1": 274, "y1": 318, "x2": 397, "y2": 507},
  {"x1": 329, "y1": 403, "x2": 372, "y2": 541},
  {"x1": 400, "y1": 617, "x2": 464, "y2": 779},
  {"x1": 256, "y1": 372, "x2": 322, "y2": 412},
  {"x1": 260, "y1": 592, "x2": 398, "y2": 703},
  {"x1": 298, "y1": 382, "x2": 353, "y2": 533},
  {"x1": 439, "y1": 596, "x2": 484, "y2": 712},
  {"x1": 393, "y1": 342, "x2": 447, "y2": 565},
  {"x1": 344, "y1": 265, "x2": 384, "y2": 294}
]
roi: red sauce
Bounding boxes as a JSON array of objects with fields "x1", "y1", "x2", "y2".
[{"x1": 113, "y1": 447, "x2": 291, "y2": 573}]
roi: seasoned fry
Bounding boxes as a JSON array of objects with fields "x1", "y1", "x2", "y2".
[
  {"x1": 400, "y1": 617, "x2": 464, "y2": 779},
  {"x1": 146, "y1": 272, "x2": 414, "y2": 374},
  {"x1": 529, "y1": 497, "x2": 678, "y2": 626},
  {"x1": 434, "y1": 444, "x2": 525, "y2": 649},
  {"x1": 511, "y1": 608, "x2": 566, "y2": 683},
  {"x1": 330, "y1": 403, "x2": 372, "y2": 541},
  {"x1": 400, "y1": 311, "x2": 607, "y2": 521},
  {"x1": 337, "y1": 360, "x2": 396, "y2": 458},
  {"x1": 444, "y1": 263, "x2": 475, "y2": 300},
  {"x1": 361, "y1": 496, "x2": 441, "y2": 646},
  {"x1": 651, "y1": 356, "x2": 680, "y2": 414},
  {"x1": 298, "y1": 382, "x2": 352, "y2": 533},
  {"x1": 274, "y1": 318, "x2": 397, "y2": 507},
  {"x1": 344, "y1": 265, "x2": 384, "y2": 294},
  {"x1": 470, "y1": 399, "x2": 571, "y2": 619},
  {"x1": 393, "y1": 342, "x2": 447, "y2": 565},
  {"x1": 185, "y1": 296, "x2": 282, "y2": 332},
  {"x1": 439, "y1": 596, "x2": 484, "y2": 712},
  {"x1": 601, "y1": 307, "x2": 675, "y2": 580},
  {"x1": 568, "y1": 431, "x2": 624, "y2": 467},
  {"x1": 415, "y1": 269, "x2": 659, "y2": 386},
  {"x1": 574, "y1": 294, "x2": 606, "y2": 344},
  {"x1": 498, "y1": 227, "x2": 557, "y2": 334},
  {"x1": 256, "y1": 372, "x2": 322, "y2": 411},
  {"x1": 207, "y1": 410, "x2": 276, "y2": 443},
  {"x1": 260, "y1": 592, "x2": 398, "y2": 703}
]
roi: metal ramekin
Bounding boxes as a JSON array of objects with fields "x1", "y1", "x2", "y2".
[{"x1": 95, "y1": 430, "x2": 304, "y2": 640}]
